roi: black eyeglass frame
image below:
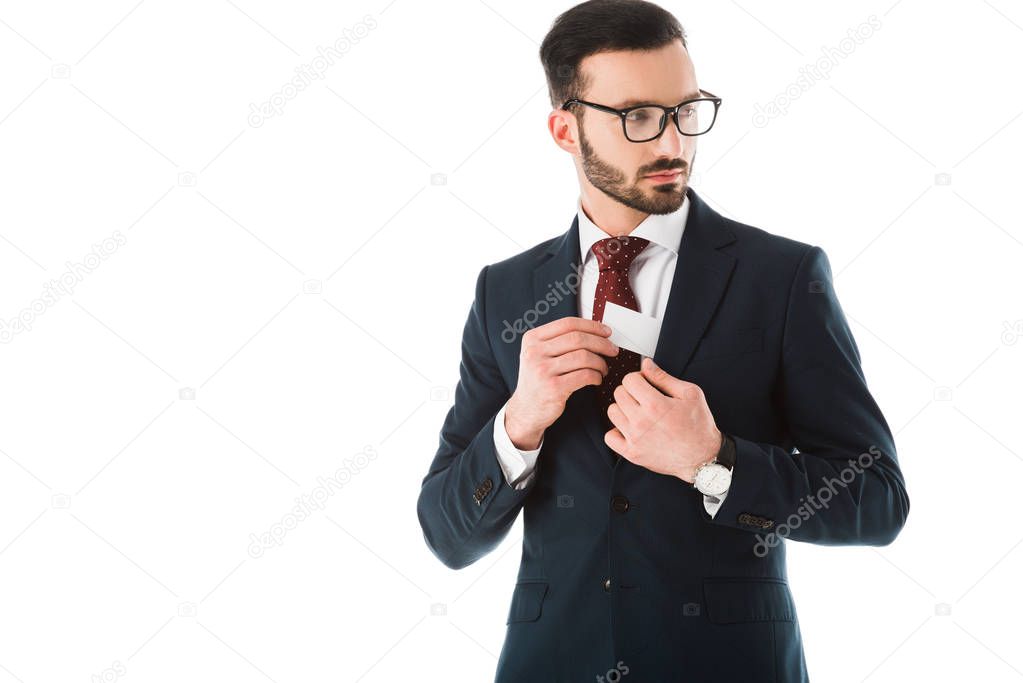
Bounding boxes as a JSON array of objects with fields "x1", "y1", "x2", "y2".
[{"x1": 560, "y1": 89, "x2": 722, "y2": 142}]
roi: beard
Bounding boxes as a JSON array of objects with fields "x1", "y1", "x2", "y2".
[{"x1": 578, "y1": 123, "x2": 692, "y2": 215}]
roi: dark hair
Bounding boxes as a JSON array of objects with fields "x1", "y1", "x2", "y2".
[{"x1": 539, "y1": 0, "x2": 688, "y2": 114}]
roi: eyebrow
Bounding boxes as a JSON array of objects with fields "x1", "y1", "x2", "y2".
[{"x1": 612, "y1": 91, "x2": 702, "y2": 109}]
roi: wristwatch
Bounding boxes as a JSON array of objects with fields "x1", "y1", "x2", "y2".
[{"x1": 693, "y1": 432, "x2": 736, "y2": 497}]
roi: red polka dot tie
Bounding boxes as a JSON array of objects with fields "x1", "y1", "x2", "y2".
[{"x1": 590, "y1": 235, "x2": 650, "y2": 426}]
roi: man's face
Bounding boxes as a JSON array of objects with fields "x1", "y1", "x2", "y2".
[{"x1": 573, "y1": 40, "x2": 700, "y2": 215}]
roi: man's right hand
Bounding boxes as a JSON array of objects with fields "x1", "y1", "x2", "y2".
[{"x1": 504, "y1": 317, "x2": 619, "y2": 450}]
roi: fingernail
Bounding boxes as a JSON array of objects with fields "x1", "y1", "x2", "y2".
[{"x1": 602, "y1": 324, "x2": 612, "y2": 334}]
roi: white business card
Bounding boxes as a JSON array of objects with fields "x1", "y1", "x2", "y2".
[{"x1": 602, "y1": 301, "x2": 661, "y2": 358}]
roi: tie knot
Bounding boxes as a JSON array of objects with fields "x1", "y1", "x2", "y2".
[{"x1": 591, "y1": 235, "x2": 650, "y2": 272}]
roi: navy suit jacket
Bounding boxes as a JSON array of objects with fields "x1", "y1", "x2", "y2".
[{"x1": 416, "y1": 187, "x2": 910, "y2": 682}]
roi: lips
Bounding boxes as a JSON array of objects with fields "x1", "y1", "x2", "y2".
[{"x1": 645, "y1": 170, "x2": 682, "y2": 181}]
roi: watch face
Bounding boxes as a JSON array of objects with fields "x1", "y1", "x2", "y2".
[{"x1": 695, "y1": 463, "x2": 731, "y2": 497}]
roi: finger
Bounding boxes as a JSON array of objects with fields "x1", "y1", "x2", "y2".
[
  {"x1": 551, "y1": 348, "x2": 608, "y2": 377},
  {"x1": 531, "y1": 316, "x2": 611, "y2": 342},
  {"x1": 607, "y1": 402, "x2": 630, "y2": 436},
  {"x1": 543, "y1": 330, "x2": 619, "y2": 358},
  {"x1": 640, "y1": 356, "x2": 691, "y2": 399},
  {"x1": 621, "y1": 369, "x2": 665, "y2": 406},
  {"x1": 612, "y1": 383, "x2": 640, "y2": 415},
  {"x1": 557, "y1": 368, "x2": 604, "y2": 394},
  {"x1": 604, "y1": 426, "x2": 628, "y2": 455}
]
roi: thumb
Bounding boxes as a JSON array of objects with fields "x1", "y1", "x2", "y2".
[{"x1": 641, "y1": 357, "x2": 689, "y2": 398}]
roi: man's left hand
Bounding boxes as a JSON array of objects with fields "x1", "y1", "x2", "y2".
[{"x1": 604, "y1": 357, "x2": 722, "y2": 483}]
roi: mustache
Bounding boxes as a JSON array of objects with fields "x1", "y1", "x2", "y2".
[{"x1": 643, "y1": 161, "x2": 687, "y2": 175}]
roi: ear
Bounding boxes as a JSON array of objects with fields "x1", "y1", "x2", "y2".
[{"x1": 548, "y1": 107, "x2": 580, "y2": 154}]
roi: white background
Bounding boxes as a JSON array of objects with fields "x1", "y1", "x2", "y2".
[{"x1": 1, "y1": 1, "x2": 1021, "y2": 681}]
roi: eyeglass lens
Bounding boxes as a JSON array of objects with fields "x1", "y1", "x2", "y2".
[{"x1": 624, "y1": 100, "x2": 716, "y2": 140}]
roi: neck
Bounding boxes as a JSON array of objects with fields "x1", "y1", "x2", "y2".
[{"x1": 579, "y1": 185, "x2": 649, "y2": 237}]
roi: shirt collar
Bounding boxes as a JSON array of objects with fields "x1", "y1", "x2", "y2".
[{"x1": 577, "y1": 192, "x2": 690, "y2": 265}]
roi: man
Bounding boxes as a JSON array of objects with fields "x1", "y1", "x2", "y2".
[{"x1": 416, "y1": 1, "x2": 910, "y2": 680}]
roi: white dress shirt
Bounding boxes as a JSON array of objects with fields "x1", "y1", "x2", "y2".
[{"x1": 492, "y1": 193, "x2": 729, "y2": 517}]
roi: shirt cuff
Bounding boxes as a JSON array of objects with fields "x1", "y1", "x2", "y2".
[
  {"x1": 493, "y1": 401, "x2": 543, "y2": 490},
  {"x1": 703, "y1": 488, "x2": 729, "y2": 518}
]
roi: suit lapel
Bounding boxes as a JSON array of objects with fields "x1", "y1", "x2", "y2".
[
  {"x1": 531, "y1": 187, "x2": 737, "y2": 471},
  {"x1": 651, "y1": 189, "x2": 737, "y2": 380}
]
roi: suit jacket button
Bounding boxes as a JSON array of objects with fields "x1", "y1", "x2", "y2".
[
  {"x1": 603, "y1": 578, "x2": 611, "y2": 591},
  {"x1": 610, "y1": 495, "x2": 630, "y2": 513},
  {"x1": 482, "y1": 478, "x2": 493, "y2": 491}
]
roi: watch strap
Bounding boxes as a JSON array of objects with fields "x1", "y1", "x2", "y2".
[{"x1": 715, "y1": 432, "x2": 736, "y2": 470}]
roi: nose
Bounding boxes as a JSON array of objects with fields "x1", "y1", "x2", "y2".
[{"x1": 651, "y1": 114, "x2": 684, "y2": 157}]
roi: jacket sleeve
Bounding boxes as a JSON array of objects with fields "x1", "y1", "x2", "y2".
[
  {"x1": 416, "y1": 265, "x2": 542, "y2": 569},
  {"x1": 708, "y1": 245, "x2": 910, "y2": 546}
]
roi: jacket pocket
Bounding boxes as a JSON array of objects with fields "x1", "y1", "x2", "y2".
[
  {"x1": 702, "y1": 577, "x2": 795, "y2": 624},
  {"x1": 690, "y1": 327, "x2": 764, "y2": 363},
  {"x1": 506, "y1": 580, "x2": 549, "y2": 624}
]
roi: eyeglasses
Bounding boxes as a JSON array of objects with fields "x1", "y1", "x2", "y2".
[{"x1": 561, "y1": 90, "x2": 722, "y2": 142}]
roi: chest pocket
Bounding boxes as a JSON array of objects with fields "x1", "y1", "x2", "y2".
[{"x1": 690, "y1": 327, "x2": 764, "y2": 363}]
